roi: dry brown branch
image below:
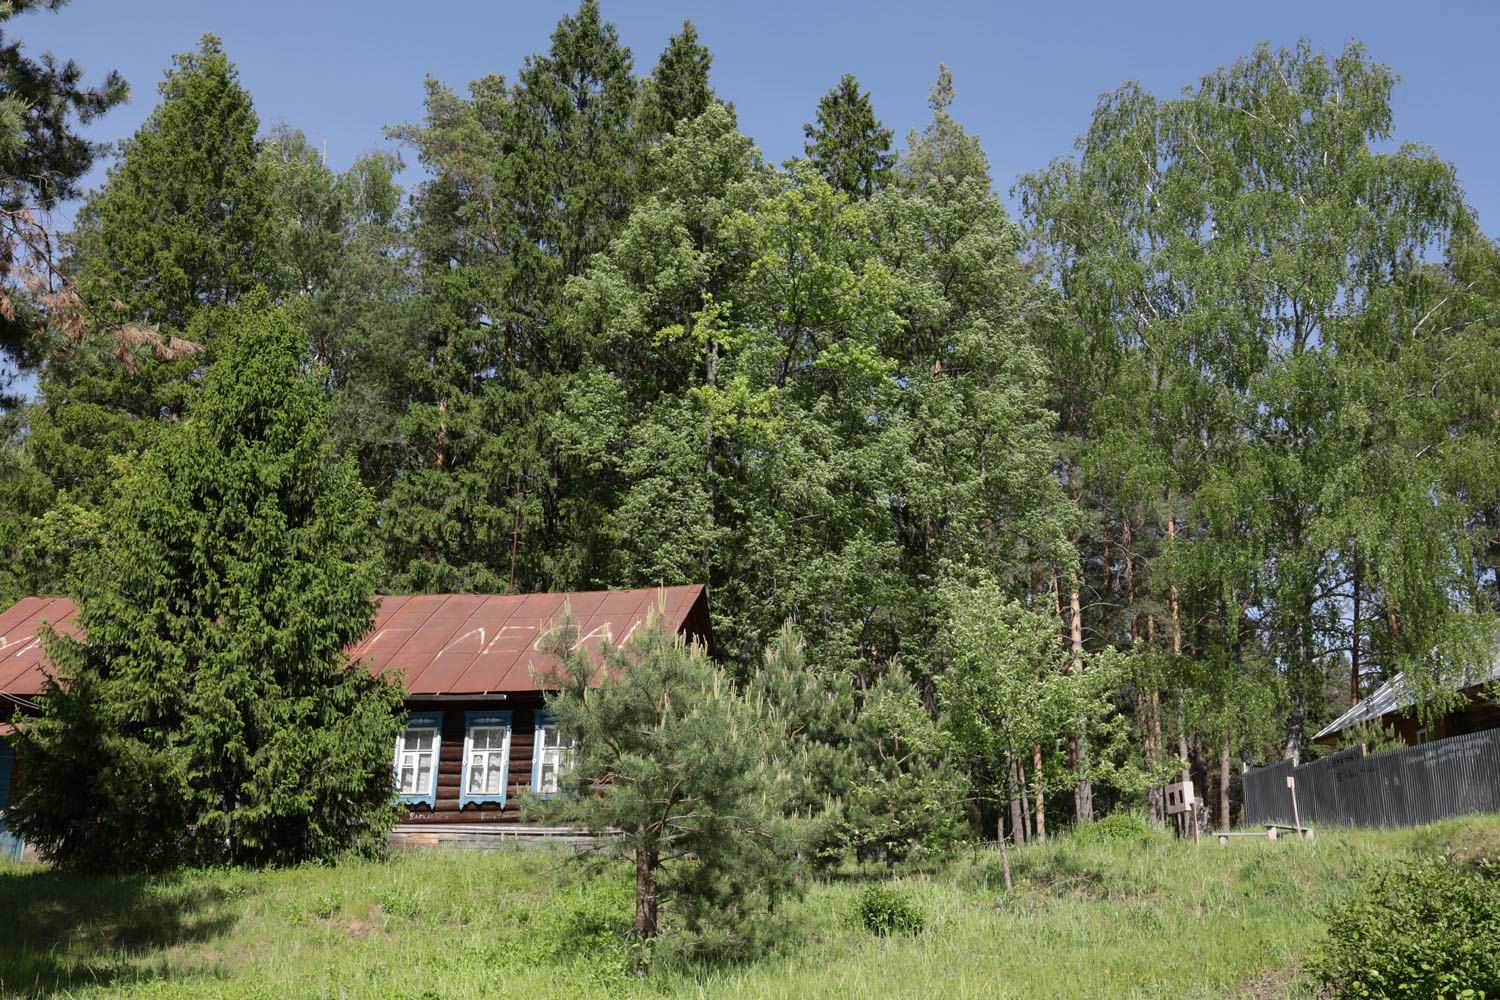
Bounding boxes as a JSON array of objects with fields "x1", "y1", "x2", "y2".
[{"x1": 0, "y1": 197, "x2": 203, "y2": 370}]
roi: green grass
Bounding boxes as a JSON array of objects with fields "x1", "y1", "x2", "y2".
[{"x1": 1, "y1": 814, "x2": 1496, "y2": 1000}]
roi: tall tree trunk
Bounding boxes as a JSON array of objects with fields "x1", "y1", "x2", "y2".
[
  {"x1": 1144, "y1": 689, "x2": 1165, "y2": 825},
  {"x1": 1351, "y1": 558, "x2": 1362, "y2": 707},
  {"x1": 1010, "y1": 759, "x2": 1027, "y2": 846},
  {"x1": 1129, "y1": 525, "x2": 1166, "y2": 825},
  {"x1": 1068, "y1": 570, "x2": 1093, "y2": 823},
  {"x1": 1220, "y1": 723, "x2": 1232, "y2": 830},
  {"x1": 1032, "y1": 744, "x2": 1046, "y2": 842},
  {"x1": 997, "y1": 766, "x2": 1014, "y2": 893},
  {"x1": 1166, "y1": 506, "x2": 1190, "y2": 787},
  {"x1": 1283, "y1": 610, "x2": 1313, "y2": 764}
]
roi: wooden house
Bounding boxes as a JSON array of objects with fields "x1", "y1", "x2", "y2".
[
  {"x1": 0, "y1": 585, "x2": 713, "y2": 853},
  {"x1": 1313, "y1": 655, "x2": 1500, "y2": 749}
]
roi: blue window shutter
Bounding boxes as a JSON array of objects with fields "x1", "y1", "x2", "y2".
[
  {"x1": 394, "y1": 711, "x2": 443, "y2": 808},
  {"x1": 0, "y1": 737, "x2": 13, "y2": 811},
  {"x1": 459, "y1": 710, "x2": 513, "y2": 810}
]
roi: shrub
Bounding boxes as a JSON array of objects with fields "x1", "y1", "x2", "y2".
[
  {"x1": 855, "y1": 884, "x2": 925, "y2": 936},
  {"x1": 1315, "y1": 858, "x2": 1500, "y2": 999},
  {"x1": 1070, "y1": 812, "x2": 1158, "y2": 846}
]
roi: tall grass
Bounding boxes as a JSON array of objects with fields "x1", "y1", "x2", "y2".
[{"x1": 1, "y1": 815, "x2": 1494, "y2": 1000}]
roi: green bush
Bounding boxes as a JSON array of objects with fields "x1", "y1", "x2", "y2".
[
  {"x1": 1070, "y1": 812, "x2": 1160, "y2": 846},
  {"x1": 1315, "y1": 858, "x2": 1500, "y2": 999},
  {"x1": 855, "y1": 884, "x2": 925, "y2": 936}
]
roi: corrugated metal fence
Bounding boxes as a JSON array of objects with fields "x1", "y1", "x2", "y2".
[{"x1": 1244, "y1": 728, "x2": 1500, "y2": 829}]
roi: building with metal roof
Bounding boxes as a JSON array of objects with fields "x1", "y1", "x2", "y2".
[
  {"x1": 0, "y1": 586, "x2": 713, "y2": 849},
  {"x1": 1313, "y1": 652, "x2": 1500, "y2": 748}
]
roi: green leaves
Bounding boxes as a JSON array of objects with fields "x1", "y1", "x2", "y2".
[
  {"x1": 1021, "y1": 39, "x2": 1486, "y2": 758},
  {"x1": 1316, "y1": 858, "x2": 1500, "y2": 999}
]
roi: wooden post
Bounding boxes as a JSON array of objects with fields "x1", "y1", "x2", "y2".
[{"x1": 1286, "y1": 775, "x2": 1302, "y2": 835}]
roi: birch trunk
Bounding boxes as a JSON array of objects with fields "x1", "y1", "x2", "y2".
[
  {"x1": 1032, "y1": 744, "x2": 1046, "y2": 842},
  {"x1": 1069, "y1": 571, "x2": 1093, "y2": 823},
  {"x1": 1009, "y1": 759, "x2": 1027, "y2": 846}
]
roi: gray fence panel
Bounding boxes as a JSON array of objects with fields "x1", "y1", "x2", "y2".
[{"x1": 1243, "y1": 728, "x2": 1500, "y2": 829}]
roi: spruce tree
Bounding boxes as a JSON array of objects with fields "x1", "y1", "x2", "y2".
[
  {"x1": 638, "y1": 20, "x2": 716, "y2": 142},
  {"x1": 8, "y1": 301, "x2": 403, "y2": 871},
  {"x1": 803, "y1": 73, "x2": 894, "y2": 199},
  {"x1": 67, "y1": 34, "x2": 278, "y2": 334},
  {"x1": 21, "y1": 35, "x2": 277, "y2": 594},
  {"x1": 382, "y1": 2, "x2": 643, "y2": 594}
]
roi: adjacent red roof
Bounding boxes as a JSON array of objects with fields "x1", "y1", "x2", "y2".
[
  {"x1": 0, "y1": 596, "x2": 82, "y2": 703},
  {"x1": 0, "y1": 586, "x2": 710, "y2": 699}
]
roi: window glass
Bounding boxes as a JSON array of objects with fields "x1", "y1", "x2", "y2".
[
  {"x1": 397, "y1": 727, "x2": 437, "y2": 796},
  {"x1": 466, "y1": 726, "x2": 510, "y2": 796},
  {"x1": 535, "y1": 722, "x2": 577, "y2": 794}
]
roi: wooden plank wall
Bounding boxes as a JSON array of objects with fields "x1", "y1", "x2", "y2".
[{"x1": 401, "y1": 694, "x2": 547, "y2": 825}]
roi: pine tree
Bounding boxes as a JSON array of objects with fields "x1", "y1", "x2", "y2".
[
  {"x1": 0, "y1": 0, "x2": 126, "y2": 386},
  {"x1": 7, "y1": 300, "x2": 404, "y2": 871},
  {"x1": 534, "y1": 613, "x2": 813, "y2": 965},
  {"x1": 900, "y1": 65, "x2": 990, "y2": 190},
  {"x1": 803, "y1": 73, "x2": 894, "y2": 199}
]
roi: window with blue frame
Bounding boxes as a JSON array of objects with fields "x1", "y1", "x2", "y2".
[
  {"x1": 394, "y1": 712, "x2": 442, "y2": 808},
  {"x1": 531, "y1": 711, "x2": 577, "y2": 797},
  {"x1": 0, "y1": 736, "x2": 13, "y2": 811},
  {"x1": 460, "y1": 710, "x2": 512, "y2": 809}
]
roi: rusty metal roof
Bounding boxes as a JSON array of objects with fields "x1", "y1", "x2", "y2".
[
  {"x1": 0, "y1": 586, "x2": 709, "y2": 699},
  {"x1": 0, "y1": 596, "x2": 81, "y2": 703}
]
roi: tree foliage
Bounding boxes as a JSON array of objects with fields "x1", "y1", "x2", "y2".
[
  {"x1": 5, "y1": 10, "x2": 1499, "y2": 881},
  {"x1": 0, "y1": 0, "x2": 125, "y2": 424},
  {"x1": 533, "y1": 613, "x2": 815, "y2": 965},
  {"x1": 68, "y1": 34, "x2": 277, "y2": 335},
  {"x1": 803, "y1": 73, "x2": 894, "y2": 199},
  {"x1": 1020, "y1": 39, "x2": 1491, "y2": 768},
  {"x1": 8, "y1": 302, "x2": 403, "y2": 871}
]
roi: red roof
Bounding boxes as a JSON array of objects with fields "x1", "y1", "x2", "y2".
[
  {"x1": 0, "y1": 586, "x2": 710, "y2": 699},
  {"x1": 0, "y1": 596, "x2": 82, "y2": 702}
]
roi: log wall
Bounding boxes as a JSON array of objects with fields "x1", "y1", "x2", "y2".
[{"x1": 399, "y1": 694, "x2": 549, "y2": 825}]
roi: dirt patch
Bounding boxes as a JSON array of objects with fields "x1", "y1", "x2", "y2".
[
  {"x1": 341, "y1": 915, "x2": 388, "y2": 940},
  {"x1": 1231, "y1": 960, "x2": 1326, "y2": 999},
  {"x1": 1442, "y1": 826, "x2": 1500, "y2": 869}
]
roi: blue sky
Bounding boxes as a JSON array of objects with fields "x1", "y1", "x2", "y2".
[{"x1": 18, "y1": 0, "x2": 1500, "y2": 230}]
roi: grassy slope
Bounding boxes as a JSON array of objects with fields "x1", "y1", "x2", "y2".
[{"x1": 1, "y1": 815, "x2": 1495, "y2": 1000}]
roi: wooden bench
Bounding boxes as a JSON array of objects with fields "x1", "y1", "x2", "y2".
[{"x1": 1213, "y1": 824, "x2": 1314, "y2": 846}]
